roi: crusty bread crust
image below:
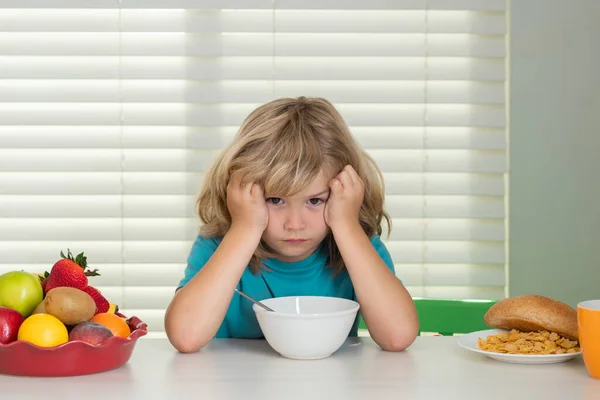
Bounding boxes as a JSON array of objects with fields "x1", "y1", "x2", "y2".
[{"x1": 484, "y1": 294, "x2": 578, "y2": 341}]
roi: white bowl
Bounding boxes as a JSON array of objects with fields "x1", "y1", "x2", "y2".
[{"x1": 253, "y1": 296, "x2": 360, "y2": 360}]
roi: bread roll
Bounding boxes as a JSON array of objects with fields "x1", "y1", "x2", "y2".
[{"x1": 484, "y1": 294, "x2": 578, "y2": 341}]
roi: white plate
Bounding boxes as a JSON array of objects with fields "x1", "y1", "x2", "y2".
[{"x1": 457, "y1": 329, "x2": 581, "y2": 365}]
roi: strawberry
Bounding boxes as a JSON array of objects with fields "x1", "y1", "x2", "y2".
[
  {"x1": 82, "y1": 285, "x2": 110, "y2": 314},
  {"x1": 43, "y1": 249, "x2": 100, "y2": 293},
  {"x1": 37, "y1": 271, "x2": 49, "y2": 294}
]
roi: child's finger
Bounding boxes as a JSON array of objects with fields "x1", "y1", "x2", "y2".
[
  {"x1": 329, "y1": 178, "x2": 342, "y2": 193},
  {"x1": 344, "y1": 165, "x2": 360, "y2": 185},
  {"x1": 250, "y1": 183, "x2": 264, "y2": 199},
  {"x1": 336, "y1": 169, "x2": 352, "y2": 188},
  {"x1": 229, "y1": 172, "x2": 246, "y2": 190},
  {"x1": 243, "y1": 181, "x2": 255, "y2": 196}
]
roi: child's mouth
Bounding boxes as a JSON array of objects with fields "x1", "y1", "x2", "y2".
[{"x1": 284, "y1": 239, "x2": 307, "y2": 244}]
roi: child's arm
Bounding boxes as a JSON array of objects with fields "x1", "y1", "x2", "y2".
[
  {"x1": 164, "y1": 175, "x2": 267, "y2": 353},
  {"x1": 326, "y1": 165, "x2": 419, "y2": 352}
]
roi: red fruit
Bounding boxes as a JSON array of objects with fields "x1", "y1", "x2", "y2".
[
  {"x1": 69, "y1": 321, "x2": 113, "y2": 345},
  {"x1": 43, "y1": 249, "x2": 100, "y2": 293},
  {"x1": 0, "y1": 306, "x2": 25, "y2": 344},
  {"x1": 82, "y1": 286, "x2": 110, "y2": 314}
]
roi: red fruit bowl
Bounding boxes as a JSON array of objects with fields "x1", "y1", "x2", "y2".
[{"x1": 0, "y1": 314, "x2": 147, "y2": 377}]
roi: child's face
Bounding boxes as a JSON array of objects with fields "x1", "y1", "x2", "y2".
[{"x1": 262, "y1": 169, "x2": 334, "y2": 263}]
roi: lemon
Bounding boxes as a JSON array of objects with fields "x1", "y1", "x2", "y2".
[
  {"x1": 107, "y1": 302, "x2": 119, "y2": 314},
  {"x1": 17, "y1": 313, "x2": 69, "y2": 347}
]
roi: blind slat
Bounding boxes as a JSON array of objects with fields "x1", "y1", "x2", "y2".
[
  {"x1": 0, "y1": 33, "x2": 505, "y2": 57},
  {"x1": 0, "y1": 173, "x2": 199, "y2": 195},
  {"x1": 385, "y1": 196, "x2": 505, "y2": 218},
  {"x1": 0, "y1": 0, "x2": 505, "y2": 10},
  {"x1": 406, "y1": 287, "x2": 504, "y2": 300},
  {"x1": 388, "y1": 241, "x2": 505, "y2": 264},
  {"x1": 0, "y1": 0, "x2": 118, "y2": 8},
  {"x1": 0, "y1": 56, "x2": 506, "y2": 81},
  {"x1": 0, "y1": 80, "x2": 506, "y2": 105},
  {"x1": 399, "y1": 264, "x2": 505, "y2": 287},
  {"x1": 275, "y1": 0, "x2": 505, "y2": 11},
  {"x1": 0, "y1": 0, "x2": 272, "y2": 9},
  {"x1": 0, "y1": 104, "x2": 506, "y2": 127},
  {"x1": 0, "y1": 10, "x2": 505, "y2": 35}
]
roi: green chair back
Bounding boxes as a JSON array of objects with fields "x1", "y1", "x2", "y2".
[{"x1": 358, "y1": 298, "x2": 498, "y2": 336}]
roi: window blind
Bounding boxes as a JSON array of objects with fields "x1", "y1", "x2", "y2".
[{"x1": 0, "y1": 0, "x2": 508, "y2": 333}]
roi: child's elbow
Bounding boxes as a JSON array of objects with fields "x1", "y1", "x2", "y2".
[
  {"x1": 166, "y1": 328, "x2": 211, "y2": 354},
  {"x1": 172, "y1": 339, "x2": 205, "y2": 354},
  {"x1": 165, "y1": 315, "x2": 212, "y2": 353},
  {"x1": 381, "y1": 334, "x2": 416, "y2": 352},
  {"x1": 380, "y1": 326, "x2": 419, "y2": 352}
]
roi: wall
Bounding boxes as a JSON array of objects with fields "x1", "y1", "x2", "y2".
[{"x1": 509, "y1": 0, "x2": 600, "y2": 307}]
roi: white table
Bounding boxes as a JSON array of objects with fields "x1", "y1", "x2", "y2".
[{"x1": 1, "y1": 336, "x2": 598, "y2": 399}]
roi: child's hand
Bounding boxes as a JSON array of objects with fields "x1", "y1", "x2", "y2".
[
  {"x1": 325, "y1": 165, "x2": 364, "y2": 231},
  {"x1": 226, "y1": 173, "x2": 268, "y2": 234}
]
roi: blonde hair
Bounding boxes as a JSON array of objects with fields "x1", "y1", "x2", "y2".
[{"x1": 197, "y1": 97, "x2": 391, "y2": 274}]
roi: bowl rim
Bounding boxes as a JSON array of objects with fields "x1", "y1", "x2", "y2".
[{"x1": 252, "y1": 295, "x2": 360, "y2": 318}]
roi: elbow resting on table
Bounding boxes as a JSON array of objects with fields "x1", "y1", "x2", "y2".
[
  {"x1": 166, "y1": 328, "x2": 212, "y2": 354},
  {"x1": 381, "y1": 334, "x2": 416, "y2": 352},
  {"x1": 377, "y1": 324, "x2": 419, "y2": 352},
  {"x1": 165, "y1": 318, "x2": 212, "y2": 353}
]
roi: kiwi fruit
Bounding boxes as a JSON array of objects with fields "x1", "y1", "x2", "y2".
[
  {"x1": 44, "y1": 287, "x2": 97, "y2": 325},
  {"x1": 31, "y1": 300, "x2": 46, "y2": 315}
]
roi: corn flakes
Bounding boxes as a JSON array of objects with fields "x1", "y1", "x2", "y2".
[{"x1": 477, "y1": 330, "x2": 580, "y2": 355}]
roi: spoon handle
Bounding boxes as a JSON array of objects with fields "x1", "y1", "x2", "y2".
[{"x1": 234, "y1": 289, "x2": 274, "y2": 312}]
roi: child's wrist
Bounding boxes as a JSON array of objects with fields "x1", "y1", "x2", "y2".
[
  {"x1": 330, "y1": 219, "x2": 362, "y2": 238},
  {"x1": 228, "y1": 223, "x2": 264, "y2": 242}
]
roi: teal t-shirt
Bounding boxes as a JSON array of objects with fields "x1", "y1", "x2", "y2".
[{"x1": 177, "y1": 234, "x2": 397, "y2": 338}]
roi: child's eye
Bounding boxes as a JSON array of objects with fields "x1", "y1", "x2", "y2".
[
  {"x1": 267, "y1": 197, "x2": 283, "y2": 205},
  {"x1": 308, "y1": 198, "x2": 324, "y2": 206}
]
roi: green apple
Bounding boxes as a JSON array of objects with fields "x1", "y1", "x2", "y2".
[{"x1": 0, "y1": 271, "x2": 44, "y2": 317}]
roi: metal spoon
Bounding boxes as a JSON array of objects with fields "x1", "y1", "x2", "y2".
[{"x1": 234, "y1": 289, "x2": 274, "y2": 312}]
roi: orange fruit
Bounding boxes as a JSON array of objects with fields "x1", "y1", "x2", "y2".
[
  {"x1": 90, "y1": 313, "x2": 131, "y2": 338},
  {"x1": 18, "y1": 314, "x2": 69, "y2": 347}
]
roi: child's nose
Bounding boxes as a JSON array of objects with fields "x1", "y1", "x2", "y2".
[{"x1": 284, "y1": 208, "x2": 306, "y2": 231}]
